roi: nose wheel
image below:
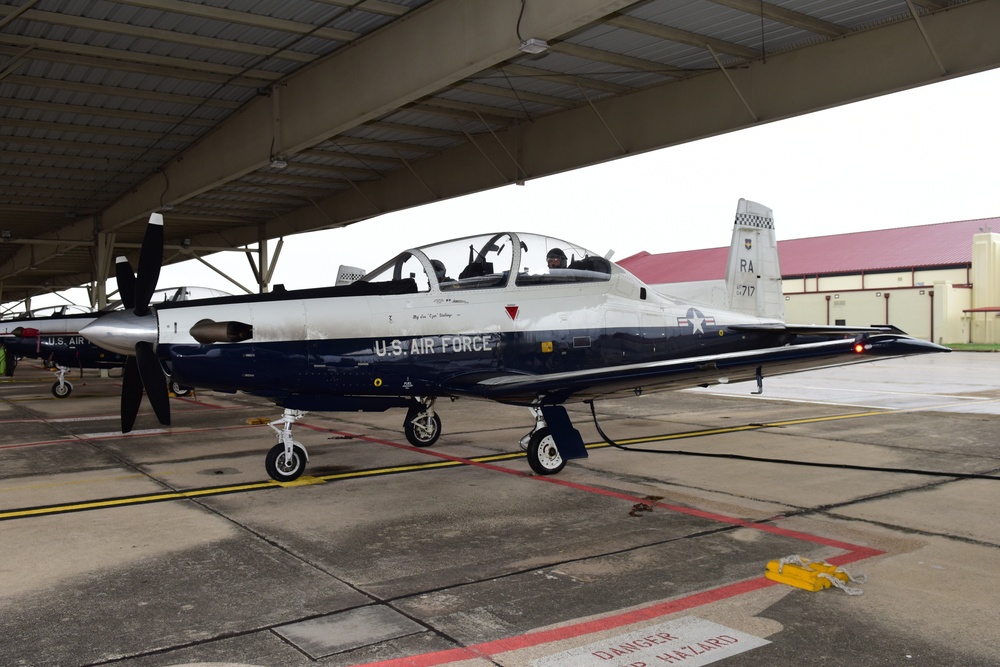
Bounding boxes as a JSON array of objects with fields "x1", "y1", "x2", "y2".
[
  {"x1": 265, "y1": 442, "x2": 308, "y2": 482},
  {"x1": 51, "y1": 365, "x2": 72, "y2": 398},
  {"x1": 265, "y1": 409, "x2": 309, "y2": 482},
  {"x1": 404, "y1": 399, "x2": 441, "y2": 447}
]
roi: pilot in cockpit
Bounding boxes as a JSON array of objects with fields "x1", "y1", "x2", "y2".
[
  {"x1": 546, "y1": 248, "x2": 568, "y2": 270},
  {"x1": 430, "y1": 259, "x2": 453, "y2": 283}
]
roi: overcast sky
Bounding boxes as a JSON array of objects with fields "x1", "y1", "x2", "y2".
[{"x1": 29, "y1": 67, "x2": 1000, "y2": 308}]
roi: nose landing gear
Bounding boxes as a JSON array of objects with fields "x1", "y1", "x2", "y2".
[
  {"x1": 404, "y1": 397, "x2": 441, "y2": 447},
  {"x1": 265, "y1": 409, "x2": 309, "y2": 482},
  {"x1": 50, "y1": 365, "x2": 73, "y2": 398}
]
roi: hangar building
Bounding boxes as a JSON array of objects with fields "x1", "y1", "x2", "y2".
[{"x1": 618, "y1": 217, "x2": 1000, "y2": 346}]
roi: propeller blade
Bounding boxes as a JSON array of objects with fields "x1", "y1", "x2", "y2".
[
  {"x1": 115, "y1": 256, "x2": 136, "y2": 311},
  {"x1": 135, "y1": 341, "x2": 170, "y2": 426},
  {"x1": 121, "y1": 356, "x2": 143, "y2": 433},
  {"x1": 134, "y1": 213, "x2": 164, "y2": 317}
]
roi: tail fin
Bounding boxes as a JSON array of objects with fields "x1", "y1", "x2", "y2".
[{"x1": 724, "y1": 199, "x2": 784, "y2": 320}]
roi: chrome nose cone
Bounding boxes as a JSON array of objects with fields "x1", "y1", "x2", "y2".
[{"x1": 80, "y1": 310, "x2": 158, "y2": 356}]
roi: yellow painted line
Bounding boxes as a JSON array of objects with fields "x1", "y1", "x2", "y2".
[
  {"x1": 584, "y1": 409, "x2": 889, "y2": 448},
  {"x1": 0, "y1": 459, "x2": 486, "y2": 521},
  {"x1": 0, "y1": 473, "x2": 150, "y2": 495},
  {"x1": 314, "y1": 459, "x2": 465, "y2": 481},
  {"x1": 0, "y1": 409, "x2": 890, "y2": 522},
  {"x1": 0, "y1": 481, "x2": 279, "y2": 521}
]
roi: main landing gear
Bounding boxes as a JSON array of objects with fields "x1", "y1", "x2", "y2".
[
  {"x1": 519, "y1": 405, "x2": 591, "y2": 476},
  {"x1": 520, "y1": 407, "x2": 566, "y2": 475},
  {"x1": 50, "y1": 365, "x2": 72, "y2": 398}
]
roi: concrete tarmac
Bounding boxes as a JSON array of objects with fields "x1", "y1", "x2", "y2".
[{"x1": 1, "y1": 352, "x2": 998, "y2": 667}]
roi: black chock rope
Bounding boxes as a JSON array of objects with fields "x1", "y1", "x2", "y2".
[{"x1": 584, "y1": 400, "x2": 1000, "y2": 481}]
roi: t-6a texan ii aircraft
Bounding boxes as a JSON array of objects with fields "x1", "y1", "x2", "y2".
[
  {"x1": 81, "y1": 201, "x2": 949, "y2": 482},
  {"x1": 0, "y1": 286, "x2": 228, "y2": 398},
  {"x1": 0, "y1": 305, "x2": 123, "y2": 397}
]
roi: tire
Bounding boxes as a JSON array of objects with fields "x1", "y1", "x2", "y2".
[
  {"x1": 170, "y1": 381, "x2": 191, "y2": 397},
  {"x1": 51, "y1": 381, "x2": 72, "y2": 398},
  {"x1": 404, "y1": 407, "x2": 441, "y2": 447},
  {"x1": 526, "y1": 427, "x2": 566, "y2": 475},
  {"x1": 265, "y1": 442, "x2": 307, "y2": 482}
]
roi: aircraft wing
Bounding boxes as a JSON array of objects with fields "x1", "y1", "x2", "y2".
[
  {"x1": 455, "y1": 333, "x2": 948, "y2": 405},
  {"x1": 728, "y1": 323, "x2": 906, "y2": 336}
]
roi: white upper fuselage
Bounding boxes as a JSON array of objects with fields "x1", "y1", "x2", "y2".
[{"x1": 151, "y1": 231, "x2": 769, "y2": 351}]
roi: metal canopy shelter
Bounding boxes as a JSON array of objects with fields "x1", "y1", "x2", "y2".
[{"x1": 2, "y1": 0, "x2": 999, "y2": 307}]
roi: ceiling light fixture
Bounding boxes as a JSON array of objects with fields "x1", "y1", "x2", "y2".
[
  {"x1": 519, "y1": 38, "x2": 548, "y2": 54},
  {"x1": 270, "y1": 158, "x2": 288, "y2": 169}
]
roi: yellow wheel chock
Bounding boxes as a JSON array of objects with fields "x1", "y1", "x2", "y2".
[{"x1": 765, "y1": 555, "x2": 867, "y2": 595}]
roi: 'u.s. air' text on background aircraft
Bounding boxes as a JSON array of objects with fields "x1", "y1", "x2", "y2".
[
  {"x1": 81, "y1": 201, "x2": 949, "y2": 482},
  {"x1": 0, "y1": 287, "x2": 228, "y2": 397},
  {"x1": 0, "y1": 305, "x2": 113, "y2": 397}
]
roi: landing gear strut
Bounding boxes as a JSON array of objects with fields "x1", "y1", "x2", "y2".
[
  {"x1": 50, "y1": 365, "x2": 73, "y2": 398},
  {"x1": 404, "y1": 397, "x2": 441, "y2": 447},
  {"x1": 265, "y1": 409, "x2": 309, "y2": 482}
]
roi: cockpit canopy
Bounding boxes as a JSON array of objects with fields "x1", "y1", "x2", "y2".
[
  {"x1": 360, "y1": 232, "x2": 613, "y2": 293},
  {"x1": 1, "y1": 304, "x2": 93, "y2": 320}
]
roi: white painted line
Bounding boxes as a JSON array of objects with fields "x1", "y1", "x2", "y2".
[
  {"x1": 531, "y1": 616, "x2": 769, "y2": 667},
  {"x1": 77, "y1": 429, "x2": 169, "y2": 438}
]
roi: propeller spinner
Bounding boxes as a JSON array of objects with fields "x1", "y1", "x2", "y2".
[{"x1": 81, "y1": 213, "x2": 170, "y2": 432}]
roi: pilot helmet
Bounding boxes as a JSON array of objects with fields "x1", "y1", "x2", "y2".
[
  {"x1": 546, "y1": 247, "x2": 568, "y2": 267},
  {"x1": 430, "y1": 259, "x2": 446, "y2": 279}
]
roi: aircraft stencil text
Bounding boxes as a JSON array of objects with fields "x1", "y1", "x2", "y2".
[
  {"x1": 42, "y1": 336, "x2": 86, "y2": 346},
  {"x1": 375, "y1": 334, "x2": 495, "y2": 357}
]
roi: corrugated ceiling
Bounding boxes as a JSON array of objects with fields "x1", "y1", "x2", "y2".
[{"x1": 0, "y1": 0, "x2": 990, "y2": 307}]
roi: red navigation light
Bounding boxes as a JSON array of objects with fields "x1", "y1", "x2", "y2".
[{"x1": 853, "y1": 343, "x2": 865, "y2": 354}]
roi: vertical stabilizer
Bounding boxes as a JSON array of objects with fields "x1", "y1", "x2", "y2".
[{"x1": 724, "y1": 199, "x2": 784, "y2": 320}]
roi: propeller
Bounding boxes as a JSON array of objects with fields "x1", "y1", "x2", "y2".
[{"x1": 97, "y1": 213, "x2": 171, "y2": 433}]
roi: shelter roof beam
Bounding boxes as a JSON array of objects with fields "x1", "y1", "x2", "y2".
[{"x1": 98, "y1": 0, "x2": 639, "y2": 230}]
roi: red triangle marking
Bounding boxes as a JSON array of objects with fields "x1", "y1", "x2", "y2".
[{"x1": 505, "y1": 305, "x2": 519, "y2": 321}]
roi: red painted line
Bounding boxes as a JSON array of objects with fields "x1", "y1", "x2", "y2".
[
  {"x1": 0, "y1": 423, "x2": 263, "y2": 450},
  {"x1": 317, "y1": 429, "x2": 886, "y2": 667},
  {"x1": 0, "y1": 439, "x2": 86, "y2": 450},
  {"x1": 171, "y1": 395, "x2": 228, "y2": 409},
  {"x1": 358, "y1": 578, "x2": 779, "y2": 667},
  {"x1": 2, "y1": 412, "x2": 885, "y2": 665}
]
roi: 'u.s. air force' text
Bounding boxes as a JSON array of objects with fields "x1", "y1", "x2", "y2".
[{"x1": 374, "y1": 334, "x2": 496, "y2": 357}]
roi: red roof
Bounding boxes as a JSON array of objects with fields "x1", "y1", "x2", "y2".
[{"x1": 619, "y1": 217, "x2": 997, "y2": 284}]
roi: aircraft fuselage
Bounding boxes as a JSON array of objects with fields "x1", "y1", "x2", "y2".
[{"x1": 154, "y1": 270, "x2": 772, "y2": 411}]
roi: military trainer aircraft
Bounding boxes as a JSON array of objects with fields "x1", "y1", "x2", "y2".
[
  {"x1": 1, "y1": 285, "x2": 228, "y2": 397},
  {"x1": 81, "y1": 203, "x2": 949, "y2": 482},
  {"x1": 1, "y1": 305, "x2": 126, "y2": 397}
]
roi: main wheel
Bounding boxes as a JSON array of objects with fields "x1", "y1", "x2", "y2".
[
  {"x1": 526, "y1": 427, "x2": 566, "y2": 475},
  {"x1": 265, "y1": 442, "x2": 307, "y2": 482},
  {"x1": 51, "y1": 381, "x2": 72, "y2": 398},
  {"x1": 404, "y1": 407, "x2": 441, "y2": 447}
]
